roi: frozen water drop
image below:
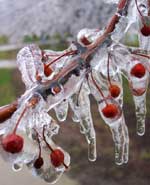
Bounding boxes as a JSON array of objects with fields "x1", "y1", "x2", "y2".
[{"x1": 12, "y1": 162, "x2": 23, "y2": 172}]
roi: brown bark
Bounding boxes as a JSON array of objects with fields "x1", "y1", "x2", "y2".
[{"x1": 0, "y1": 101, "x2": 18, "y2": 123}]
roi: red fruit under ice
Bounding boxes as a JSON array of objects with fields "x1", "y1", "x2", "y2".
[
  {"x1": 141, "y1": 24, "x2": 150, "y2": 37},
  {"x1": 109, "y1": 85, "x2": 121, "y2": 98},
  {"x1": 102, "y1": 104, "x2": 118, "y2": 118},
  {"x1": 50, "y1": 149, "x2": 64, "y2": 167},
  {"x1": 2, "y1": 133, "x2": 24, "y2": 154},
  {"x1": 130, "y1": 63, "x2": 146, "y2": 78}
]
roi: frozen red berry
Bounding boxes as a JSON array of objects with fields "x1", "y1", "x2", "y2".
[
  {"x1": 52, "y1": 85, "x2": 61, "y2": 94},
  {"x1": 141, "y1": 24, "x2": 150, "y2": 37},
  {"x1": 130, "y1": 63, "x2": 146, "y2": 78},
  {"x1": 44, "y1": 64, "x2": 53, "y2": 77},
  {"x1": 50, "y1": 149, "x2": 64, "y2": 167},
  {"x1": 80, "y1": 36, "x2": 91, "y2": 45},
  {"x1": 109, "y1": 85, "x2": 120, "y2": 98},
  {"x1": 34, "y1": 157, "x2": 44, "y2": 169},
  {"x1": 2, "y1": 134, "x2": 24, "y2": 154},
  {"x1": 102, "y1": 104, "x2": 118, "y2": 118}
]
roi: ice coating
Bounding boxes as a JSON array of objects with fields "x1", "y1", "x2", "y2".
[
  {"x1": 69, "y1": 82, "x2": 96, "y2": 161},
  {"x1": 54, "y1": 100, "x2": 69, "y2": 122},
  {"x1": 0, "y1": 0, "x2": 150, "y2": 183}
]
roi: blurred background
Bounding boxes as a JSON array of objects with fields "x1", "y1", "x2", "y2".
[{"x1": 0, "y1": 0, "x2": 150, "y2": 185}]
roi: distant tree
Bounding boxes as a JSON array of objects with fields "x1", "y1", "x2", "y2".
[{"x1": 0, "y1": 35, "x2": 9, "y2": 45}]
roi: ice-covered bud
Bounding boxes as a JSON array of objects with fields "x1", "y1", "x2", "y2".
[
  {"x1": 51, "y1": 84, "x2": 62, "y2": 95},
  {"x1": 77, "y1": 28, "x2": 101, "y2": 46}
]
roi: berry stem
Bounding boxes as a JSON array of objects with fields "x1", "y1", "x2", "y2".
[
  {"x1": 13, "y1": 96, "x2": 39, "y2": 134},
  {"x1": 45, "y1": 50, "x2": 77, "y2": 68},
  {"x1": 13, "y1": 107, "x2": 27, "y2": 134},
  {"x1": 90, "y1": 71, "x2": 107, "y2": 105},
  {"x1": 33, "y1": 129, "x2": 42, "y2": 158},
  {"x1": 43, "y1": 59, "x2": 79, "y2": 86},
  {"x1": 42, "y1": 125, "x2": 54, "y2": 152},
  {"x1": 132, "y1": 52, "x2": 150, "y2": 59}
]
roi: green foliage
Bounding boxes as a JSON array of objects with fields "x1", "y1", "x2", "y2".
[
  {"x1": 53, "y1": 33, "x2": 62, "y2": 41},
  {"x1": 0, "y1": 69, "x2": 16, "y2": 106},
  {"x1": 144, "y1": 84, "x2": 150, "y2": 113},
  {"x1": 0, "y1": 35, "x2": 9, "y2": 45},
  {"x1": 122, "y1": 76, "x2": 133, "y2": 105},
  {"x1": 23, "y1": 32, "x2": 51, "y2": 43},
  {"x1": 0, "y1": 50, "x2": 18, "y2": 60},
  {"x1": 23, "y1": 34, "x2": 40, "y2": 43},
  {"x1": 63, "y1": 32, "x2": 73, "y2": 38}
]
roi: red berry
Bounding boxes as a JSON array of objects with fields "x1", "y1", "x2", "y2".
[
  {"x1": 109, "y1": 85, "x2": 120, "y2": 98},
  {"x1": 102, "y1": 104, "x2": 118, "y2": 118},
  {"x1": 52, "y1": 85, "x2": 61, "y2": 94},
  {"x1": 50, "y1": 149, "x2": 64, "y2": 167},
  {"x1": 34, "y1": 157, "x2": 44, "y2": 169},
  {"x1": 130, "y1": 63, "x2": 146, "y2": 78},
  {"x1": 2, "y1": 134, "x2": 24, "y2": 154},
  {"x1": 141, "y1": 24, "x2": 150, "y2": 37},
  {"x1": 44, "y1": 64, "x2": 53, "y2": 77},
  {"x1": 80, "y1": 36, "x2": 91, "y2": 45},
  {"x1": 36, "y1": 75, "x2": 42, "y2": 81}
]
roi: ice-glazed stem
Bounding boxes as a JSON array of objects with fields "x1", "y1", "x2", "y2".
[
  {"x1": 70, "y1": 85, "x2": 97, "y2": 161},
  {"x1": 80, "y1": 117, "x2": 97, "y2": 162},
  {"x1": 133, "y1": 93, "x2": 147, "y2": 136},
  {"x1": 54, "y1": 100, "x2": 68, "y2": 122}
]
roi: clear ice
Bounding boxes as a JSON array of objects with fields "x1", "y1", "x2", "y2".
[{"x1": 0, "y1": 0, "x2": 149, "y2": 183}]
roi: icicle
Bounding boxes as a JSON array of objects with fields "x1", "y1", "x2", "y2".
[
  {"x1": 69, "y1": 83, "x2": 97, "y2": 161},
  {"x1": 54, "y1": 100, "x2": 68, "y2": 122},
  {"x1": 133, "y1": 93, "x2": 147, "y2": 136}
]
